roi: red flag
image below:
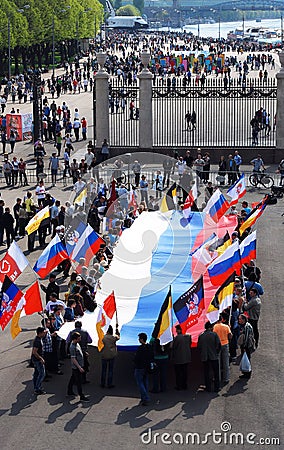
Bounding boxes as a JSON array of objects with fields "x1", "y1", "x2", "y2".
[
  {"x1": 0, "y1": 241, "x2": 29, "y2": 283},
  {"x1": 24, "y1": 281, "x2": 43, "y2": 315},
  {"x1": 103, "y1": 291, "x2": 116, "y2": 320}
]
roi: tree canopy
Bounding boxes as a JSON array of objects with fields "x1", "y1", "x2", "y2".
[{"x1": 116, "y1": 5, "x2": 141, "y2": 16}]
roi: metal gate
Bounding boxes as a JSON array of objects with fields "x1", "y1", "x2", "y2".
[
  {"x1": 109, "y1": 79, "x2": 139, "y2": 147},
  {"x1": 152, "y1": 77, "x2": 277, "y2": 148}
]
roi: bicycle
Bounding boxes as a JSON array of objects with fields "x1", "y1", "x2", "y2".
[{"x1": 249, "y1": 171, "x2": 274, "y2": 188}]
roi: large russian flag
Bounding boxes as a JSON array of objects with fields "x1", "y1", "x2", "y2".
[
  {"x1": 207, "y1": 240, "x2": 240, "y2": 286},
  {"x1": 239, "y1": 231, "x2": 256, "y2": 266},
  {"x1": 203, "y1": 189, "x2": 230, "y2": 223},
  {"x1": 33, "y1": 235, "x2": 69, "y2": 278},
  {"x1": 71, "y1": 224, "x2": 105, "y2": 266}
]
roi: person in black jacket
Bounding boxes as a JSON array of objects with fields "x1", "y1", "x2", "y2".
[
  {"x1": 134, "y1": 333, "x2": 153, "y2": 406},
  {"x1": 2, "y1": 207, "x2": 15, "y2": 248},
  {"x1": 40, "y1": 273, "x2": 60, "y2": 305}
]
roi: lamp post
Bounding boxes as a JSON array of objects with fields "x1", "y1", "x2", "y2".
[
  {"x1": 8, "y1": 18, "x2": 11, "y2": 80},
  {"x1": 281, "y1": 14, "x2": 283, "y2": 47}
]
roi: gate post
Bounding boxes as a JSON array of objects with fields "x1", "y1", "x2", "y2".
[
  {"x1": 95, "y1": 53, "x2": 109, "y2": 149},
  {"x1": 276, "y1": 51, "x2": 284, "y2": 150},
  {"x1": 138, "y1": 51, "x2": 153, "y2": 149}
]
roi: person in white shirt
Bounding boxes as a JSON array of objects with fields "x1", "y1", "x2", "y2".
[
  {"x1": 176, "y1": 156, "x2": 186, "y2": 180},
  {"x1": 73, "y1": 177, "x2": 86, "y2": 194},
  {"x1": 35, "y1": 180, "x2": 46, "y2": 206}
]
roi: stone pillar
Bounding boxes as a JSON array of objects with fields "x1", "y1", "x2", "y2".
[
  {"x1": 276, "y1": 51, "x2": 284, "y2": 149},
  {"x1": 138, "y1": 51, "x2": 153, "y2": 150},
  {"x1": 95, "y1": 53, "x2": 109, "y2": 149}
]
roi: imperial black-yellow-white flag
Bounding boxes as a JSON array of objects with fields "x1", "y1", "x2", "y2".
[
  {"x1": 160, "y1": 183, "x2": 177, "y2": 213},
  {"x1": 152, "y1": 287, "x2": 173, "y2": 345}
]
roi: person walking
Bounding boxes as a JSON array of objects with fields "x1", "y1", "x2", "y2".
[
  {"x1": 31, "y1": 327, "x2": 47, "y2": 395},
  {"x1": 134, "y1": 333, "x2": 153, "y2": 406},
  {"x1": 172, "y1": 325, "x2": 192, "y2": 391},
  {"x1": 66, "y1": 321, "x2": 93, "y2": 384},
  {"x1": 67, "y1": 332, "x2": 90, "y2": 402},
  {"x1": 49, "y1": 152, "x2": 59, "y2": 187},
  {"x1": 198, "y1": 321, "x2": 221, "y2": 392},
  {"x1": 100, "y1": 325, "x2": 120, "y2": 388}
]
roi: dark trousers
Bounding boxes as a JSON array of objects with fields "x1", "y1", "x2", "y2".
[
  {"x1": 153, "y1": 358, "x2": 168, "y2": 392},
  {"x1": 4, "y1": 227, "x2": 15, "y2": 248},
  {"x1": 203, "y1": 359, "x2": 220, "y2": 392},
  {"x1": 248, "y1": 318, "x2": 259, "y2": 348},
  {"x1": 134, "y1": 173, "x2": 140, "y2": 187},
  {"x1": 101, "y1": 358, "x2": 114, "y2": 387},
  {"x1": 44, "y1": 351, "x2": 59, "y2": 373},
  {"x1": 174, "y1": 363, "x2": 188, "y2": 390},
  {"x1": 68, "y1": 368, "x2": 83, "y2": 396}
]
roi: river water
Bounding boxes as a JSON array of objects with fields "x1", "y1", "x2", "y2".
[{"x1": 160, "y1": 18, "x2": 283, "y2": 39}]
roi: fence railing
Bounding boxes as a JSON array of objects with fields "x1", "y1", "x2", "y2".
[
  {"x1": 1, "y1": 167, "x2": 280, "y2": 190},
  {"x1": 107, "y1": 78, "x2": 277, "y2": 148}
]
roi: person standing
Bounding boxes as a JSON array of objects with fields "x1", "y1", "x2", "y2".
[
  {"x1": 242, "y1": 287, "x2": 261, "y2": 348},
  {"x1": 134, "y1": 333, "x2": 153, "y2": 406},
  {"x1": 9, "y1": 129, "x2": 16, "y2": 153},
  {"x1": 40, "y1": 273, "x2": 60, "y2": 305},
  {"x1": 197, "y1": 321, "x2": 221, "y2": 392},
  {"x1": 67, "y1": 332, "x2": 90, "y2": 401},
  {"x1": 100, "y1": 325, "x2": 120, "y2": 388},
  {"x1": 66, "y1": 321, "x2": 93, "y2": 384},
  {"x1": 132, "y1": 160, "x2": 141, "y2": 187},
  {"x1": 31, "y1": 327, "x2": 47, "y2": 395},
  {"x1": 237, "y1": 314, "x2": 255, "y2": 379},
  {"x1": 213, "y1": 314, "x2": 232, "y2": 384},
  {"x1": 101, "y1": 138, "x2": 110, "y2": 163},
  {"x1": 35, "y1": 180, "x2": 46, "y2": 206},
  {"x1": 234, "y1": 151, "x2": 242, "y2": 176},
  {"x1": 49, "y1": 153, "x2": 59, "y2": 187},
  {"x1": 2, "y1": 207, "x2": 15, "y2": 248},
  {"x1": 172, "y1": 324, "x2": 192, "y2": 391},
  {"x1": 81, "y1": 117, "x2": 87, "y2": 140},
  {"x1": 139, "y1": 175, "x2": 149, "y2": 207}
]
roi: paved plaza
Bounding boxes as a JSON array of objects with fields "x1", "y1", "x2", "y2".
[{"x1": 0, "y1": 42, "x2": 284, "y2": 449}]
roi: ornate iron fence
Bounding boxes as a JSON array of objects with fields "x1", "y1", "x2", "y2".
[
  {"x1": 152, "y1": 77, "x2": 277, "y2": 148},
  {"x1": 109, "y1": 79, "x2": 139, "y2": 147}
]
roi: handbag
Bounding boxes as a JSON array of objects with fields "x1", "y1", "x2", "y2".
[{"x1": 240, "y1": 351, "x2": 251, "y2": 373}]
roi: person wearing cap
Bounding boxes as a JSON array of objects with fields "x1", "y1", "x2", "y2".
[
  {"x1": 41, "y1": 273, "x2": 59, "y2": 305},
  {"x1": 172, "y1": 325, "x2": 192, "y2": 391}
]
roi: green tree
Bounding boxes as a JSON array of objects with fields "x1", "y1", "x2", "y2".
[
  {"x1": 116, "y1": 5, "x2": 141, "y2": 16},
  {"x1": 133, "y1": 0, "x2": 144, "y2": 15}
]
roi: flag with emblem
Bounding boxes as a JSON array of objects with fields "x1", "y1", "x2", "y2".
[
  {"x1": 227, "y1": 173, "x2": 246, "y2": 205},
  {"x1": 0, "y1": 276, "x2": 24, "y2": 331},
  {"x1": 0, "y1": 241, "x2": 29, "y2": 283}
]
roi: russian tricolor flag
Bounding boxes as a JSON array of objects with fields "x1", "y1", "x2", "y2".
[
  {"x1": 207, "y1": 240, "x2": 241, "y2": 286},
  {"x1": 71, "y1": 224, "x2": 105, "y2": 266},
  {"x1": 203, "y1": 189, "x2": 230, "y2": 223},
  {"x1": 239, "y1": 231, "x2": 256, "y2": 266},
  {"x1": 33, "y1": 235, "x2": 69, "y2": 279}
]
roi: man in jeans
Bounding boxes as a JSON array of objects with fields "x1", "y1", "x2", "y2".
[
  {"x1": 31, "y1": 327, "x2": 47, "y2": 395},
  {"x1": 134, "y1": 333, "x2": 153, "y2": 406},
  {"x1": 67, "y1": 332, "x2": 90, "y2": 402},
  {"x1": 213, "y1": 313, "x2": 232, "y2": 384}
]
